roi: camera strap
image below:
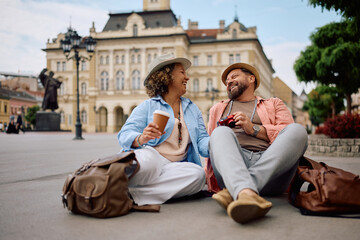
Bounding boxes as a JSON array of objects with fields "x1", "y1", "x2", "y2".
[{"x1": 225, "y1": 98, "x2": 258, "y2": 122}]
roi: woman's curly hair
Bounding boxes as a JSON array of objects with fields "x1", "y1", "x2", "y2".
[{"x1": 145, "y1": 63, "x2": 176, "y2": 98}]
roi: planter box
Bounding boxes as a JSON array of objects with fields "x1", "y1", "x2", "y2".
[{"x1": 305, "y1": 135, "x2": 360, "y2": 157}]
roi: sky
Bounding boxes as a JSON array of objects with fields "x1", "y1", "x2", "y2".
[{"x1": 0, "y1": 0, "x2": 342, "y2": 95}]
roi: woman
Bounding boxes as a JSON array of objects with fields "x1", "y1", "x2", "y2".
[{"x1": 118, "y1": 54, "x2": 209, "y2": 206}]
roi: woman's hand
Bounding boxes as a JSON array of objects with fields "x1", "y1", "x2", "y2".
[
  {"x1": 133, "y1": 122, "x2": 164, "y2": 148},
  {"x1": 139, "y1": 122, "x2": 163, "y2": 144}
]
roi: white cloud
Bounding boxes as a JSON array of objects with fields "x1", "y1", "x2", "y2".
[
  {"x1": 263, "y1": 40, "x2": 315, "y2": 95},
  {"x1": 0, "y1": 0, "x2": 108, "y2": 74}
]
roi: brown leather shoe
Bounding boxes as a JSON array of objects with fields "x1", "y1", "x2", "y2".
[
  {"x1": 227, "y1": 193, "x2": 272, "y2": 224},
  {"x1": 212, "y1": 188, "x2": 233, "y2": 209}
]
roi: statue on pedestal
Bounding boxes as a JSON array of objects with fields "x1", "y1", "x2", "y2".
[{"x1": 39, "y1": 68, "x2": 62, "y2": 111}]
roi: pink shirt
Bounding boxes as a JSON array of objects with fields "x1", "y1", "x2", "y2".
[{"x1": 205, "y1": 96, "x2": 294, "y2": 192}]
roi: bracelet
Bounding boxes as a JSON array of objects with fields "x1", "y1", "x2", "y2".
[{"x1": 136, "y1": 134, "x2": 145, "y2": 148}]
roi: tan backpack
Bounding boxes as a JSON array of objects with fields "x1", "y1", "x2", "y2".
[{"x1": 62, "y1": 151, "x2": 160, "y2": 218}]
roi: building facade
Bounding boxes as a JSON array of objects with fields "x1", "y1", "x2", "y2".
[{"x1": 44, "y1": 0, "x2": 274, "y2": 133}]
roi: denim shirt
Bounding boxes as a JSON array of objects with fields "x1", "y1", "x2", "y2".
[{"x1": 117, "y1": 95, "x2": 210, "y2": 166}]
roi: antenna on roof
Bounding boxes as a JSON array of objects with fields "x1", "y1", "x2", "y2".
[{"x1": 234, "y1": 5, "x2": 239, "y2": 22}]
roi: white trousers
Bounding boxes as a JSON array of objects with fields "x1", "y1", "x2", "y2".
[{"x1": 128, "y1": 146, "x2": 206, "y2": 206}]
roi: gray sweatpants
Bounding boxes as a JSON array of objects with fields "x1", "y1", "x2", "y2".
[{"x1": 209, "y1": 123, "x2": 308, "y2": 200}]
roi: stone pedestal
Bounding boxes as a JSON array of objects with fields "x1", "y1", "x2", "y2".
[{"x1": 36, "y1": 111, "x2": 61, "y2": 131}]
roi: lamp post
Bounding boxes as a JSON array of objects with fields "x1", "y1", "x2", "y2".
[
  {"x1": 61, "y1": 28, "x2": 96, "y2": 140},
  {"x1": 205, "y1": 87, "x2": 219, "y2": 106}
]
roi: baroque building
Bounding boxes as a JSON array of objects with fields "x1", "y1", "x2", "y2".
[{"x1": 44, "y1": 0, "x2": 274, "y2": 133}]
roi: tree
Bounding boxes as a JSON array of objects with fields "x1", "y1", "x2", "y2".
[
  {"x1": 25, "y1": 105, "x2": 40, "y2": 128},
  {"x1": 308, "y1": 0, "x2": 360, "y2": 22},
  {"x1": 303, "y1": 85, "x2": 345, "y2": 126},
  {"x1": 294, "y1": 19, "x2": 360, "y2": 113}
]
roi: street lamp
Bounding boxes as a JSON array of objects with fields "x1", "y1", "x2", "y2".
[
  {"x1": 60, "y1": 27, "x2": 96, "y2": 140},
  {"x1": 205, "y1": 87, "x2": 219, "y2": 106}
]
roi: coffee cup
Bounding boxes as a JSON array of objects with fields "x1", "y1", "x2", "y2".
[{"x1": 153, "y1": 110, "x2": 170, "y2": 133}]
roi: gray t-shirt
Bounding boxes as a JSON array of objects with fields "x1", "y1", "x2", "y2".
[{"x1": 221, "y1": 99, "x2": 270, "y2": 152}]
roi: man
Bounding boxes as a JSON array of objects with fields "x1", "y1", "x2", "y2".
[
  {"x1": 39, "y1": 68, "x2": 62, "y2": 111},
  {"x1": 6, "y1": 116, "x2": 19, "y2": 134},
  {"x1": 206, "y1": 63, "x2": 308, "y2": 224},
  {"x1": 16, "y1": 112, "x2": 25, "y2": 134}
]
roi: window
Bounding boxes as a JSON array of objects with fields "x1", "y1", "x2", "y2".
[
  {"x1": 132, "y1": 70, "x2": 141, "y2": 90},
  {"x1": 106, "y1": 56, "x2": 109, "y2": 64},
  {"x1": 232, "y1": 29, "x2": 237, "y2": 39},
  {"x1": 235, "y1": 53, "x2": 241, "y2": 62},
  {"x1": 62, "y1": 61, "x2": 66, "y2": 71},
  {"x1": 131, "y1": 55, "x2": 135, "y2": 63},
  {"x1": 207, "y1": 55, "x2": 213, "y2": 66},
  {"x1": 115, "y1": 55, "x2": 119, "y2": 64},
  {"x1": 4, "y1": 104, "x2": 7, "y2": 113},
  {"x1": 137, "y1": 54, "x2": 141, "y2": 63},
  {"x1": 207, "y1": 78, "x2": 213, "y2": 91},
  {"x1": 147, "y1": 54, "x2": 152, "y2": 63},
  {"x1": 60, "y1": 111, "x2": 65, "y2": 123},
  {"x1": 100, "y1": 56, "x2": 104, "y2": 65},
  {"x1": 59, "y1": 82, "x2": 65, "y2": 95},
  {"x1": 81, "y1": 82, "x2": 86, "y2": 95},
  {"x1": 116, "y1": 71, "x2": 125, "y2": 90},
  {"x1": 229, "y1": 54, "x2": 234, "y2": 65},
  {"x1": 68, "y1": 114, "x2": 72, "y2": 125},
  {"x1": 100, "y1": 71, "x2": 109, "y2": 91},
  {"x1": 81, "y1": 110, "x2": 87, "y2": 124},
  {"x1": 81, "y1": 60, "x2": 86, "y2": 71},
  {"x1": 193, "y1": 56, "x2": 199, "y2": 66},
  {"x1": 56, "y1": 61, "x2": 61, "y2": 72},
  {"x1": 121, "y1": 55, "x2": 125, "y2": 64},
  {"x1": 193, "y1": 79, "x2": 199, "y2": 92},
  {"x1": 133, "y1": 24, "x2": 138, "y2": 37}
]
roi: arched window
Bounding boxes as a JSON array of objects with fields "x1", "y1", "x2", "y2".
[
  {"x1": 193, "y1": 79, "x2": 199, "y2": 92},
  {"x1": 133, "y1": 24, "x2": 138, "y2": 37},
  {"x1": 81, "y1": 82, "x2": 86, "y2": 95},
  {"x1": 100, "y1": 71, "x2": 109, "y2": 91},
  {"x1": 132, "y1": 70, "x2": 141, "y2": 90},
  {"x1": 116, "y1": 71, "x2": 125, "y2": 90},
  {"x1": 81, "y1": 110, "x2": 87, "y2": 124}
]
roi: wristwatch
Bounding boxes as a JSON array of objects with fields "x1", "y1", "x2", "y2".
[{"x1": 252, "y1": 124, "x2": 260, "y2": 137}]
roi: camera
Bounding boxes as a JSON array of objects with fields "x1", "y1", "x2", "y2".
[{"x1": 218, "y1": 114, "x2": 236, "y2": 128}]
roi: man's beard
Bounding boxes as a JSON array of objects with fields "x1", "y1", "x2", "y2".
[{"x1": 227, "y1": 82, "x2": 249, "y2": 100}]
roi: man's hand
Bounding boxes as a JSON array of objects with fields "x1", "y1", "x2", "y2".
[{"x1": 233, "y1": 111, "x2": 254, "y2": 135}]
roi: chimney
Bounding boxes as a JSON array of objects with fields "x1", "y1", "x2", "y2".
[
  {"x1": 188, "y1": 20, "x2": 198, "y2": 30},
  {"x1": 219, "y1": 20, "x2": 225, "y2": 30}
]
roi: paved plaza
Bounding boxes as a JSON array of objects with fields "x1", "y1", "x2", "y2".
[{"x1": 0, "y1": 132, "x2": 359, "y2": 240}]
